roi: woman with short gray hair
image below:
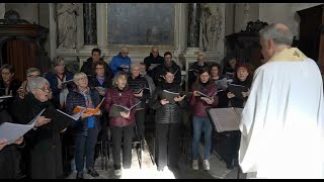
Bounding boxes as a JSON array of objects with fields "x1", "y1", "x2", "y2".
[
  {"x1": 65, "y1": 72, "x2": 102, "y2": 179},
  {"x1": 11, "y1": 76, "x2": 74, "y2": 179}
]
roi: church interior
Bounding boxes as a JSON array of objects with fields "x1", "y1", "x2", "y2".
[{"x1": 0, "y1": 3, "x2": 323, "y2": 179}]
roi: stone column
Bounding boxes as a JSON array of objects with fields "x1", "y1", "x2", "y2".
[
  {"x1": 0, "y1": 3, "x2": 5, "y2": 19},
  {"x1": 187, "y1": 3, "x2": 201, "y2": 47},
  {"x1": 184, "y1": 3, "x2": 203, "y2": 91},
  {"x1": 83, "y1": 3, "x2": 97, "y2": 45}
]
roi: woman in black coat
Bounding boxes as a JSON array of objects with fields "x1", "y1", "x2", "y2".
[
  {"x1": 11, "y1": 76, "x2": 74, "y2": 179},
  {"x1": 226, "y1": 63, "x2": 253, "y2": 108},
  {"x1": 149, "y1": 67, "x2": 187, "y2": 171}
]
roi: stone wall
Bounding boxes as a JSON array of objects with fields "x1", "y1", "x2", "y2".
[
  {"x1": 258, "y1": 3, "x2": 322, "y2": 38},
  {"x1": 5, "y1": 3, "x2": 39, "y2": 23},
  {"x1": 0, "y1": 3, "x2": 5, "y2": 19}
]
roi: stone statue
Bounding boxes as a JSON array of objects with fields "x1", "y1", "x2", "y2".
[
  {"x1": 200, "y1": 4, "x2": 222, "y2": 52},
  {"x1": 56, "y1": 3, "x2": 80, "y2": 49}
]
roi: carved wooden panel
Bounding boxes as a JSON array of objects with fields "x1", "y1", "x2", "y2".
[{"x1": 5, "y1": 39, "x2": 37, "y2": 81}]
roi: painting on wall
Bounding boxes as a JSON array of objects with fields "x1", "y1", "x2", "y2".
[{"x1": 107, "y1": 3, "x2": 175, "y2": 45}]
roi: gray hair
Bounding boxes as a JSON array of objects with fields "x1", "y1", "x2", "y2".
[
  {"x1": 52, "y1": 56, "x2": 65, "y2": 67},
  {"x1": 112, "y1": 72, "x2": 128, "y2": 87},
  {"x1": 259, "y1": 23, "x2": 294, "y2": 46},
  {"x1": 73, "y1": 72, "x2": 87, "y2": 83},
  {"x1": 27, "y1": 76, "x2": 50, "y2": 91},
  {"x1": 26, "y1": 67, "x2": 41, "y2": 77}
]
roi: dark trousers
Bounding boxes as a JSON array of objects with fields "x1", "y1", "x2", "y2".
[
  {"x1": 135, "y1": 109, "x2": 146, "y2": 139},
  {"x1": 75, "y1": 128, "x2": 99, "y2": 172},
  {"x1": 111, "y1": 125, "x2": 134, "y2": 170},
  {"x1": 95, "y1": 113, "x2": 108, "y2": 161},
  {"x1": 61, "y1": 127, "x2": 75, "y2": 176},
  {"x1": 155, "y1": 123, "x2": 181, "y2": 170},
  {"x1": 0, "y1": 145, "x2": 21, "y2": 179}
]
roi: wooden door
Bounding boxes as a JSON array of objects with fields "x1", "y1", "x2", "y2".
[{"x1": 6, "y1": 39, "x2": 37, "y2": 81}]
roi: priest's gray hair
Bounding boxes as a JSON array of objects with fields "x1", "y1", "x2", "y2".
[
  {"x1": 27, "y1": 76, "x2": 50, "y2": 91},
  {"x1": 259, "y1": 23, "x2": 294, "y2": 46}
]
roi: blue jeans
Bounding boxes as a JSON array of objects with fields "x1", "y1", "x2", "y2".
[{"x1": 192, "y1": 116, "x2": 212, "y2": 160}]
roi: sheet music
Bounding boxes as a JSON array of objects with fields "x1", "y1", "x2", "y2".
[
  {"x1": 95, "y1": 87, "x2": 108, "y2": 93},
  {"x1": 0, "y1": 95, "x2": 13, "y2": 103},
  {"x1": 228, "y1": 84, "x2": 249, "y2": 98},
  {"x1": 61, "y1": 79, "x2": 74, "y2": 84},
  {"x1": 0, "y1": 95, "x2": 13, "y2": 99},
  {"x1": 112, "y1": 101, "x2": 142, "y2": 111},
  {"x1": 56, "y1": 109, "x2": 82, "y2": 121},
  {"x1": 133, "y1": 87, "x2": 150, "y2": 94},
  {"x1": 96, "y1": 97, "x2": 106, "y2": 109},
  {"x1": 162, "y1": 90, "x2": 180, "y2": 103},
  {"x1": 0, "y1": 109, "x2": 46, "y2": 144},
  {"x1": 148, "y1": 63, "x2": 160, "y2": 70},
  {"x1": 109, "y1": 101, "x2": 141, "y2": 118},
  {"x1": 27, "y1": 109, "x2": 46, "y2": 126}
]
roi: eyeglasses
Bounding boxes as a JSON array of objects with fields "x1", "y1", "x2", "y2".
[
  {"x1": 27, "y1": 74, "x2": 40, "y2": 78},
  {"x1": 38, "y1": 87, "x2": 52, "y2": 93}
]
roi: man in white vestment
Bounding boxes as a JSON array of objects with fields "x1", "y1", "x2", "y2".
[{"x1": 239, "y1": 23, "x2": 324, "y2": 179}]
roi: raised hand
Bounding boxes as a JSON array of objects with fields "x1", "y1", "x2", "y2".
[
  {"x1": 241, "y1": 89, "x2": 250, "y2": 98},
  {"x1": 0, "y1": 139, "x2": 8, "y2": 151},
  {"x1": 35, "y1": 116, "x2": 51, "y2": 128},
  {"x1": 201, "y1": 97, "x2": 214, "y2": 104},
  {"x1": 14, "y1": 136, "x2": 24, "y2": 145},
  {"x1": 174, "y1": 95, "x2": 186, "y2": 102},
  {"x1": 120, "y1": 111, "x2": 130, "y2": 119},
  {"x1": 227, "y1": 92, "x2": 235, "y2": 99},
  {"x1": 133, "y1": 90, "x2": 143, "y2": 98},
  {"x1": 193, "y1": 91, "x2": 200, "y2": 97},
  {"x1": 160, "y1": 99, "x2": 169, "y2": 105}
]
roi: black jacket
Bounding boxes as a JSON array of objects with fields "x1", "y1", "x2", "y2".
[
  {"x1": 0, "y1": 79, "x2": 21, "y2": 115},
  {"x1": 0, "y1": 79, "x2": 21, "y2": 96},
  {"x1": 151, "y1": 61, "x2": 182, "y2": 87},
  {"x1": 149, "y1": 82, "x2": 186, "y2": 124},
  {"x1": 11, "y1": 94, "x2": 74, "y2": 179},
  {"x1": 88, "y1": 75, "x2": 112, "y2": 91},
  {"x1": 227, "y1": 78, "x2": 252, "y2": 108},
  {"x1": 144, "y1": 53, "x2": 164, "y2": 74},
  {"x1": 127, "y1": 75, "x2": 150, "y2": 108},
  {"x1": 80, "y1": 57, "x2": 113, "y2": 80}
]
